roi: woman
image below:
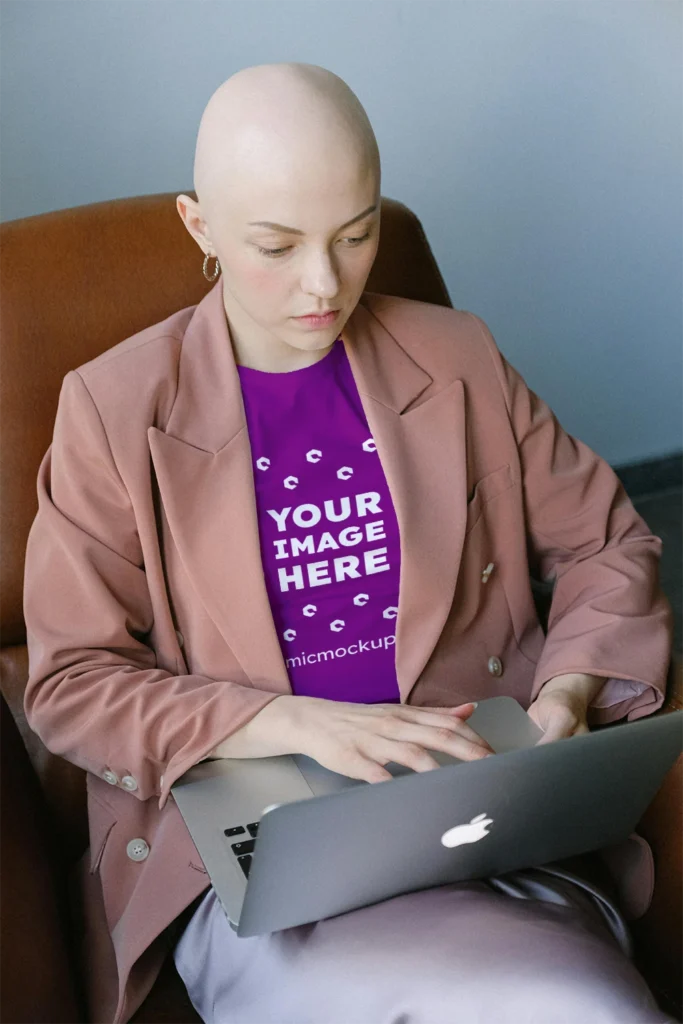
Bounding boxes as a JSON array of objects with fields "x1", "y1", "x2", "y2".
[{"x1": 23, "y1": 63, "x2": 674, "y2": 1023}]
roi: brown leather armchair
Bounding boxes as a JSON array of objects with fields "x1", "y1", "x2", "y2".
[{"x1": 1, "y1": 193, "x2": 681, "y2": 1023}]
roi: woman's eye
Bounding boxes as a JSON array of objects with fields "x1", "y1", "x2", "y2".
[
  {"x1": 348, "y1": 232, "x2": 374, "y2": 245},
  {"x1": 257, "y1": 232, "x2": 371, "y2": 259},
  {"x1": 258, "y1": 245, "x2": 290, "y2": 257}
]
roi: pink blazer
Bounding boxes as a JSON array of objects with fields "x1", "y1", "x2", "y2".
[{"x1": 23, "y1": 281, "x2": 673, "y2": 1022}]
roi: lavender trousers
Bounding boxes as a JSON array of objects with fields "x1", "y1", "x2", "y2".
[{"x1": 173, "y1": 862, "x2": 672, "y2": 1024}]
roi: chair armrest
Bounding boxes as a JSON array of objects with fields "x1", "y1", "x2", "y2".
[
  {"x1": 663, "y1": 651, "x2": 683, "y2": 711},
  {"x1": 0, "y1": 692, "x2": 83, "y2": 1023}
]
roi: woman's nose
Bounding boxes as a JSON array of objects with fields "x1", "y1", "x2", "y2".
[{"x1": 300, "y1": 251, "x2": 342, "y2": 297}]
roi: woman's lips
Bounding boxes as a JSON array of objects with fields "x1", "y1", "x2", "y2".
[{"x1": 293, "y1": 310, "x2": 339, "y2": 328}]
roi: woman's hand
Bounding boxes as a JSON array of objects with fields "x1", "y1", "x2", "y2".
[
  {"x1": 527, "y1": 673, "x2": 603, "y2": 744},
  {"x1": 211, "y1": 695, "x2": 495, "y2": 782}
]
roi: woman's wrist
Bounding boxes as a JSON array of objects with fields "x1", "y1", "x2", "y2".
[
  {"x1": 209, "y1": 694, "x2": 302, "y2": 760},
  {"x1": 539, "y1": 672, "x2": 605, "y2": 706}
]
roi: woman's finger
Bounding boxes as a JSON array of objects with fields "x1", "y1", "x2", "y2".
[
  {"x1": 390, "y1": 705, "x2": 493, "y2": 752},
  {"x1": 534, "y1": 705, "x2": 579, "y2": 745},
  {"x1": 383, "y1": 719, "x2": 493, "y2": 762},
  {"x1": 372, "y1": 738, "x2": 443, "y2": 773},
  {"x1": 435, "y1": 716, "x2": 495, "y2": 753},
  {"x1": 333, "y1": 747, "x2": 394, "y2": 783},
  {"x1": 434, "y1": 702, "x2": 478, "y2": 719},
  {"x1": 385, "y1": 704, "x2": 491, "y2": 745},
  {"x1": 382, "y1": 702, "x2": 477, "y2": 718}
]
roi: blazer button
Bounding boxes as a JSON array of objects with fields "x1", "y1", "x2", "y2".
[
  {"x1": 481, "y1": 562, "x2": 495, "y2": 584},
  {"x1": 121, "y1": 775, "x2": 138, "y2": 792},
  {"x1": 126, "y1": 838, "x2": 150, "y2": 862},
  {"x1": 102, "y1": 769, "x2": 119, "y2": 785},
  {"x1": 487, "y1": 656, "x2": 504, "y2": 677},
  {"x1": 175, "y1": 630, "x2": 184, "y2": 648}
]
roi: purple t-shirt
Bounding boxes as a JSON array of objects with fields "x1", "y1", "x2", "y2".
[{"x1": 237, "y1": 336, "x2": 401, "y2": 704}]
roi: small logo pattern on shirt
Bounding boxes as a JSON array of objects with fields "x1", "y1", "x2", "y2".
[{"x1": 256, "y1": 437, "x2": 396, "y2": 642}]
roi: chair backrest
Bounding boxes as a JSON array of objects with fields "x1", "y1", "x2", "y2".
[{"x1": 0, "y1": 192, "x2": 452, "y2": 862}]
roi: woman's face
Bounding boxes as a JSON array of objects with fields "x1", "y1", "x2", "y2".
[{"x1": 188, "y1": 143, "x2": 380, "y2": 368}]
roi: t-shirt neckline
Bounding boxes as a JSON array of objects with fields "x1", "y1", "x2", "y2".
[{"x1": 236, "y1": 335, "x2": 343, "y2": 380}]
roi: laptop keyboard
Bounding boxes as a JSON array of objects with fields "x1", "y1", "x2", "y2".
[{"x1": 224, "y1": 821, "x2": 260, "y2": 878}]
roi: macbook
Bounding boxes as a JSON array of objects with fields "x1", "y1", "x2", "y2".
[{"x1": 172, "y1": 696, "x2": 682, "y2": 937}]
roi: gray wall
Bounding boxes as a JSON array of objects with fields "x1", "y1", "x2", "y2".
[{"x1": 2, "y1": 0, "x2": 680, "y2": 468}]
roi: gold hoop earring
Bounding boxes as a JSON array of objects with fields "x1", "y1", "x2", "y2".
[{"x1": 202, "y1": 252, "x2": 221, "y2": 282}]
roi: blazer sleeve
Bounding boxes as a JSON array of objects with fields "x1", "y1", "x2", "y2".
[
  {"x1": 23, "y1": 370, "x2": 281, "y2": 808},
  {"x1": 466, "y1": 314, "x2": 674, "y2": 724}
]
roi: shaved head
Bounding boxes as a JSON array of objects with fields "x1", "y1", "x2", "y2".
[
  {"x1": 177, "y1": 63, "x2": 381, "y2": 372},
  {"x1": 194, "y1": 62, "x2": 380, "y2": 222}
]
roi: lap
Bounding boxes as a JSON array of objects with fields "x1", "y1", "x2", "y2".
[{"x1": 174, "y1": 873, "x2": 672, "y2": 1024}]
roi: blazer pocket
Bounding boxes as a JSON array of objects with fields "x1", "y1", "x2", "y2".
[
  {"x1": 465, "y1": 463, "x2": 515, "y2": 535},
  {"x1": 87, "y1": 789, "x2": 118, "y2": 874}
]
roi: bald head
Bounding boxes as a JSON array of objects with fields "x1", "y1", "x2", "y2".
[
  {"x1": 177, "y1": 63, "x2": 381, "y2": 372},
  {"x1": 193, "y1": 62, "x2": 380, "y2": 221}
]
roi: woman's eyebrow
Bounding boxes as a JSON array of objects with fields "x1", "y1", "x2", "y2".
[{"x1": 247, "y1": 204, "x2": 377, "y2": 235}]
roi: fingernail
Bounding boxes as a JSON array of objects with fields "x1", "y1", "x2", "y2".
[{"x1": 471, "y1": 702, "x2": 479, "y2": 709}]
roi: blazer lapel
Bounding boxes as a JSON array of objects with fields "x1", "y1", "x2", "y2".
[
  {"x1": 148, "y1": 282, "x2": 468, "y2": 704},
  {"x1": 148, "y1": 282, "x2": 289, "y2": 694},
  {"x1": 343, "y1": 301, "x2": 469, "y2": 701}
]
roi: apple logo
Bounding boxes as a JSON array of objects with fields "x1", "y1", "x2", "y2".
[{"x1": 440, "y1": 812, "x2": 494, "y2": 848}]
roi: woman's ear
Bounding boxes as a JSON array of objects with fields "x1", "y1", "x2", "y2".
[{"x1": 176, "y1": 194, "x2": 211, "y2": 252}]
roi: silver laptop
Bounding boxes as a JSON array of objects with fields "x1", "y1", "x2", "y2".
[{"x1": 171, "y1": 696, "x2": 682, "y2": 938}]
